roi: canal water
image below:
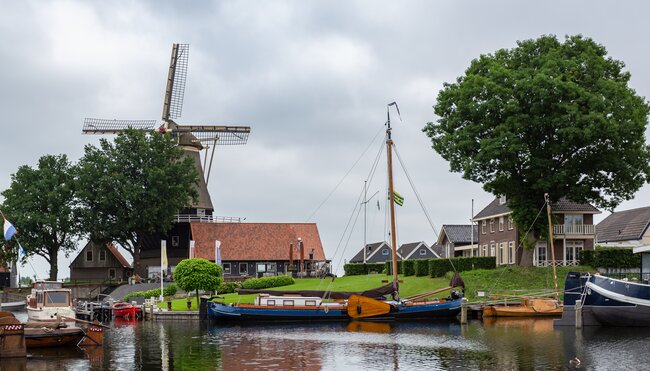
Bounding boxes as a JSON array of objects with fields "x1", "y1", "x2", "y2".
[{"x1": 3, "y1": 313, "x2": 650, "y2": 370}]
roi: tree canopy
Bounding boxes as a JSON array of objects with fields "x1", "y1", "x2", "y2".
[
  {"x1": 76, "y1": 129, "x2": 198, "y2": 275},
  {"x1": 173, "y1": 258, "x2": 223, "y2": 307},
  {"x1": 1, "y1": 154, "x2": 79, "y2": 280},
  {"x1": 424, "y1": 35, "x2": 650, "y2": 234}
]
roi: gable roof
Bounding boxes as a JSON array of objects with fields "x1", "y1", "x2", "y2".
[
  {"x1": 349, "y1": 242, "x2": 388, "y2": 263},
  {"x1": 397, "y1": 242, "x2": 424, "y2": 258},
  {"x1": 190, "y1": 222, "x2": 326, "y2": 261},
  {"x1": 474, "y1": 197, "x2": 599, "y2": 220},
  {"x1": 430, "y1": 244, "x2": 445, "y2": 258},
  {"x1": 597, "y1": 206, "x2": 650, "y2": 243},
  {"x1": 439, "y1": 225, "x2": 479, "y2": 245},
  {"x1": 107, "y1": 243, "x2": 131, "y2": 268}
]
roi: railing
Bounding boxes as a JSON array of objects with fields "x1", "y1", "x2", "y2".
[
  {"x1": 535, "y1": 259, "x2": 580, "y2": 267},
  {"x1": 552, "y1": 224, "x2": 595, "y2": 235},
  {"x1": 174, "y1": 215, "x2": 244, "y2": 223},
  {"x1": 605, "y1": 272, "x2": 650, "y2": 283}
]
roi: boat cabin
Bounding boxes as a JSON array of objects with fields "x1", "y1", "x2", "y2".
[
  {"x1": 28, "y1": 281, "x2": 71, "y2": 310},
  {"x1": 255, "y1": 294, "x2": 322, "y2": 307}
]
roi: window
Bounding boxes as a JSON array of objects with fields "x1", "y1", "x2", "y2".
[
  {"x1": 197, "y1": 208, "x2": 205, "y2": 216},
  {"x1": 564, "y1": 214, "x2": 584, "y2": 226},
  {"x1": 482, "y1": 244, "x2": 487, "y2": 257},
  {"x1": 481, "y1": 221, "x2": 486, "y2": 234},
  {"x1": 499, "y1": 217, "x2": 504, "y2": 231},
  {"x1": 99, "y1": 250, "x2": 106, "y2": 262},
  {"x1": 86, "y1": 250, "x2": 93, "y2": 262},
  {"x1": 305, "y1": 300, "x2": 317, "y2": 306},
  {"x1": 239, "y1": 263, "x2": 248, "y2": 275},
  {"x1": 283, "y1": 300, "x2": 294, "y2": 306},
  {"x1": 489, "y1": 219, "x2": 495, "y2": 233},
  {"x1": 382, "y1": 249, "x2": 389, "y2": 256},
  {"x1": 223, "y1": 263, "x2": 231, "y2": 274},
  {"x1": 499, "y1": 195, "x2": 507, "y2": 205},
  {"x1": 419, "y1": 249, "x2": 427, "y2": 256},
  {"x1": 172, "y1": 236, "x2": 179, "y2": 247},
  {"x1": 566, "y1": 241, "x2": 584, "y2": 263},
  {"x1": 45, "y1": 292, "x2": 69, "y2": 306},
  {"x1": 109, "y1": 268, "x2": 116, "y2": 279},
  {"x1": 257, "y1": 263, "x2": 267, "y2": 273},
  {"x1": 509, "y1": 241, "x2": 515, "y2": 264},
  {"x1": 499, "y1": 243, "x2": 505, "y2": 264},
  {"x1": 537, "y1": 245, "x2": 547, "y2": 264},
  {"x1": 490, "y1": 243, "x2": 495, "y2": 257},
  {"x1": 508, "y1": 217, "x2": 514, "y2": 230},
  {"x1": 267, "y1": 300, "x2": 275, "y2": 306},
  {"x1": 267, "y1": 263, "x2": 277, "y2": 273}
]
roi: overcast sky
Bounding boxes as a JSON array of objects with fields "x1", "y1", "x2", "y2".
[{"x1": 2, "y1": 1, "x2": 650, "y2": 279}]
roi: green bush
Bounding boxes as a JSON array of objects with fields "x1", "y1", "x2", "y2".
[
  {"x1": 415, "y1": 260, "x2": 429, "y2": 276},
  {"x1": 123, "y1": 283, "x2": 178, "y2": 302},
  {"x1": 588, "y1": 247, "x2": 640, "y2": 269},
  {"x1": 403, "y1": 260, "x2": 415, "y2": 276},
  {"x1": 343, "y1": 263, "x2": 385, "y2": 276},
  {"x1": 217, "y1": 281, "x2": 242, "y2": 294},
  {"x1": 384, "y1": 261, "x2": 403, "y2": 276},
  {"x1": 429, "y1": 257, "x2": 497, "y2": 277},
  {"x1": 240, "y1": 275, "x2": 294, "y2": 290}
]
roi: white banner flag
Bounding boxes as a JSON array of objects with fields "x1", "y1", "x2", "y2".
[
  {"x1": 189, "y1": 240, "x2": 195, "y2": 259},
  {"x1": 215, "y1": 240, "x2": 222, "y2": 266}
]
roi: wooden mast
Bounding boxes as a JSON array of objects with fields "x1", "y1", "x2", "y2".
[
  {"x1": 386, "y1": 103, "x2": 399, "y2": 299},
  {"x1": 544, "y1": 193, "x2": 560, "y2": 302}
]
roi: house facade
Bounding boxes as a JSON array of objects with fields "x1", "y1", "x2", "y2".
[
  {"x1": 473, "y1": 197, "x2": 599, "y2": 266},
  {"x1": 349, "y1": 241, "x2": 438, "y2": 263},
  {"x1": 596, "y1": 206, "x2": 650, "y2": 247},
  {"x1": 436, "y1": 225, "x2": 479, "y2": 258},
  {"x1": 190, "y1": 222, "x2": 328, "y2": 278},
  {"x1": 70, "y1": 242, "x2": 133, "y2": 281}
]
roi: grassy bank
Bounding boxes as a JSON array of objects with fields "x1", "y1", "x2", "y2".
[{"x1": 161, "y1": 265, "x2": 595, "y2": 309}]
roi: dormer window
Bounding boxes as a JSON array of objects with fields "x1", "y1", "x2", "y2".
[
  {"x1": 382, "y1": 249, "x2": 389, "y2": 256},
  {"x1": 499, "y1": 196, "x2": 507, "y2": 205}
]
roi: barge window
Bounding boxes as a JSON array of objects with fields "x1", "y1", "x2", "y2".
[
  {"x1": 305, "y1": 300, "x2": 317, "y2": 306},
  {"x1": 267, "y1": 300, "x2": 275, "y2": 306},
  {"x1": 283, "y1": 300, "x2": 294, "y2": 306}
]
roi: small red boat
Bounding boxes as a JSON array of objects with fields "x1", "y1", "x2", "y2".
[{"x1": 112, "y1": 302, "x2": 142, "y2": 319}]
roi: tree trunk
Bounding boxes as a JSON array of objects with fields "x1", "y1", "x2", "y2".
[
  {"x1": 49, "y1": 248, "x2": 58, "y2": 281},
  {"x1": 134, "y1": 234, "x2": 144, "y2": 277},
  {"x1": 196, "y1": 289, "x2": 200, "y2": 309}
]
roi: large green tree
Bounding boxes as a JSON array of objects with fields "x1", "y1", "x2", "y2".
[
  {"x1": 173, "y1": 258, "x2": 223, "y2": 308},
  {"x1": 76, "y1": 129, "x2": 198, "y2": 275},
  {"x1": 425, "y1": 35, "x2": 650, "y2": 236},
  {"x1": 1, "y1": 154, "x2": 80, "y2": 280}
]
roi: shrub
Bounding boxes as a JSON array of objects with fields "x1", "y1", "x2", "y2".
[
  {"x1": 579, "y1": 250, "x2": 595, "y2": 267},
  {"x1": 403, "y1": 260, "x2": 415, "y2": 276},
  {"x1": 384, "y1": 261, "x2": 404, "y2": 276},
  {"x1": 343, "y1": 263, "x2": 385, "y2": 276},
  {"x1": 414, "y1": 259, "x2": 429, "y2": 276},
  {"x1": 588, "y1": 247, "x2": 640, "y2": 269},
  {"x1": 429, "y1": 257, "x2": 496, "y2": 277},
  {"x1": 240, "y1": 275, "x2": 294, "y2": 290},
  {"x1": 218, "y1": 281, "x2": 242, "y2": 294},
  {"x1": 123, "y1": 284, "x2": 177, "y2": 302}
]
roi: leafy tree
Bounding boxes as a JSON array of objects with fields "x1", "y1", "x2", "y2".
[
  {"x1": 425, "y1": 35, "x2": 650, "y2": 236},
  {"x1": 1, "y1": 154, "x2": 79, "y2": 280},
  {"x1": 173, "y1": 258, "x2": 223, "y2": 308},
  {"x1": 77, "y1": 129, "x2": 198, "y2": 275}
]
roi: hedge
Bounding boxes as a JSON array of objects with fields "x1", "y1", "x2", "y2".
[
  {"x1": 343, "y1": 263, "x2": 385, "y2": 276},
  {"x1": 581, "y1": 247, "x2": 640, "y2": 269},
  {"x1": 429, "y1": 257, "x2": 497, "y2": 277},
  {"x1": 384, "y1": 261, "x2": 403, "y2": 276},
  {"x1": 123, "y1": 283, "x2": 178, "y2": 302},
  {"x1": 403, "y1": 260, "x2": 415, "y2": 276},
  {"x1": 240, "y1": 275, "x2": 294, "y2": 290},
  {"x1": 415, "y1": 260, "x2": 429, "y2": 276},
  {"x1": 218, "y1": 281, "x2": 243, "y2": 294}
]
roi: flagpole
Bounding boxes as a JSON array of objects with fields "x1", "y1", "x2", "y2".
[{"x1": 160, "y1": 240, "x2": 167, "y2": 302}]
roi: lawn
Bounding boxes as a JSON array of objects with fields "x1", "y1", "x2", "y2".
[{"x1": 160, "y1": 266, "x2": 596, "y2": 309}]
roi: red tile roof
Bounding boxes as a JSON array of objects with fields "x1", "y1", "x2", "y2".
[
  {"x1": 190, "y1": 222, "x2": 327, "y2": 261},
  {"x1": 106, "y1": 243, "x2": 131, "y2": 268}
]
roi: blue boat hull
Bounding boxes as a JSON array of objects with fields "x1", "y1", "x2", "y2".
[
  {"x1": 208, "y1": 298, "x2": 462, "y2": 323},
  {"x1": 557, "y1": 272, "x2": 650, "y2": 326}
]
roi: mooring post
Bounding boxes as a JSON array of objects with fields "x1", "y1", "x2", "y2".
[
  {"x1": 460, "y1": 298, "x2": 468, "y2": 324},
  {"x1": 575, "y1": 303, "x2": 583, "y2": 329}
]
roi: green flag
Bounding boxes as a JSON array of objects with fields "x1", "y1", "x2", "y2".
[{"x1": 388, "y1": 190, "x2": 404, "y2": 206}]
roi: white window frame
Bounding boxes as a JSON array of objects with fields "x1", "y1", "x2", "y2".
[
  {"x1": 223, "y1": 263, "x2": 231, "y2": 274},
  {"x1": 490, "y1": 243, "x2": 495, "y2": 257},
  {"x1": 499, "y1": 243, "x2": 505, "y2": 265},
  {"x1": 508, "y1": 216, "x2": 514, "y2": 230},
  {"x1": 508, "y1": 241, "x2": 515, "y2": 264},
  {"x1": 239, "y1": 263, "x2": 248, "y2": 275},
  {"x1": 482, "y1": 244, "x2": 487, "y2": 257},
  {"x1": 499, "y1": 217, "x2": 504, "y2": 232},
  {"x1": 382, "y1": 249, "x2": 389, "y2": 256},
  {"x1": 419, "y1": 249, "x2": 427, "y2": 256},
  {"x1": 481, "y1": 221, "x2": 486, "y2": 234},
  {"x1": 499, "y1": 195, "x2": 507, "y2": 205},
  {"x1": 99, "y1": 250, "x2": 106, "y2": 262},
  {"x1": 489, "y1": 219, "x2": 495, "y2": 233}
]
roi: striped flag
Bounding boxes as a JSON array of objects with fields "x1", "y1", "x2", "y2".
[
  {"x1": 215, "y1": 240, "x2": 222, "y2": 266},
  {"x1": 388, "y1": 190, "x2": 404, "y2": 206},
  {"x1": 161, "y1": 240, "x2": 168, "y2": 270},
  {"x1": 3, "y1": 214, "x2": 17, "y2": 241}
]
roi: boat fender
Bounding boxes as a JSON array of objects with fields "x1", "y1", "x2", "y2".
[
  {"x1": 357, "y1": 304, "x2": 362, "y2": 314},
  {"x1": 324, "y1": 306, "x2": 329, "y2": 314}
]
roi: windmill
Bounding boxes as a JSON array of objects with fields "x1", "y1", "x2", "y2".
[{"x1": 83, "y1": 44, "x2": 251, "y2": 216}]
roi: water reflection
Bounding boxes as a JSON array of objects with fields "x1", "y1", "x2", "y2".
[{"x1": 2, "y1": 314, "x2": 650, "y2": 370}]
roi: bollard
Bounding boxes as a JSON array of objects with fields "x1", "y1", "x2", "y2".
[
  {"x1": 575, "y1": 304, "x2": 583, "y2": 329},
  {"x1": 460, "y1": 298, "x2": 468, "y2": 324}
]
